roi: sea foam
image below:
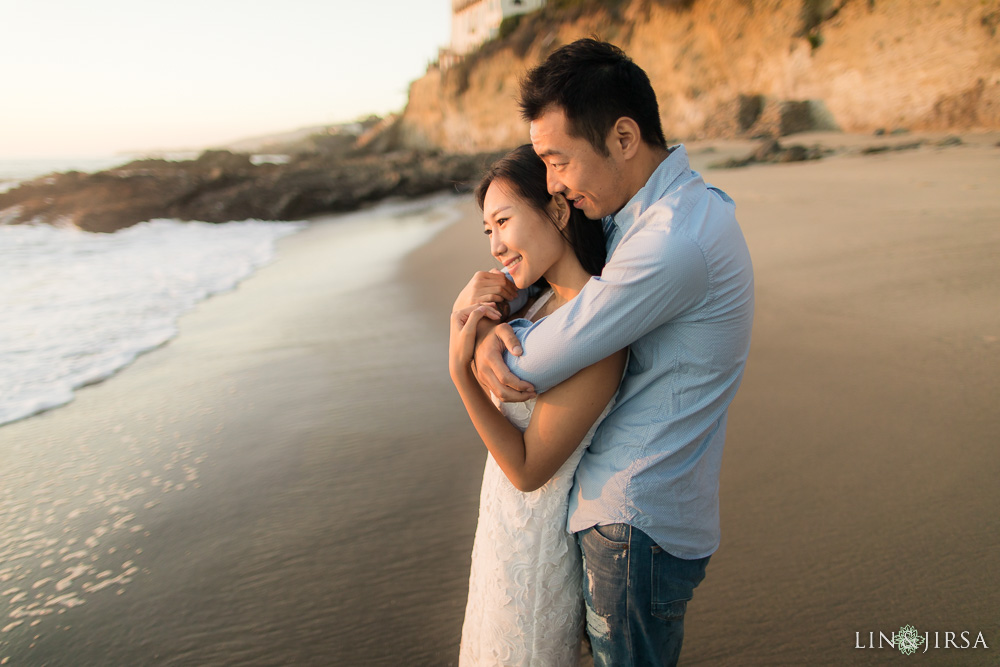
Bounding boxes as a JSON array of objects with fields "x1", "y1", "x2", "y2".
[{"x1": 0, "y1": 219, "x2": 305, "y2": 427}]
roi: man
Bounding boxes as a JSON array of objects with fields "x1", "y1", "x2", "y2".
[{"x1": 471, "y1": 39, "x2": 755, "y2": 665}]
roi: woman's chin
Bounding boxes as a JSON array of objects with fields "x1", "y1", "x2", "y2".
[
  {"x1": 513, "y1": 275, "x2": 536, "y2": 290},
  {"x1": 510, "y1": 267, "x2": 539, "y2": 290}
]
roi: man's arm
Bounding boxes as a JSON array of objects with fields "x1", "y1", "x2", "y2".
[
  {"x1": 476, "y1": 226, "x2": 709, "y2": 397},
  {"x1": 472, "y1": 318, "x2": 536, "y2": 401}
]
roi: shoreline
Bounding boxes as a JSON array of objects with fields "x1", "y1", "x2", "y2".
[{"x1": 0, "y1": 194, "x2": 484, "y2": 665}]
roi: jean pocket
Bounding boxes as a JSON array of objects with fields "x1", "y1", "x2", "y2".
[
  {"x1": 649, "y1": 546, "x2": 708, "y2": 622},
  {"x1": 580, "y1": 525, "x2": 630, "y2": 619},
  {"x1": 590, "y1": 522, "x2": 629, "y2": 549},
  {"x1": 651, "y1": 598, "x2": 689, "y2": 622}
]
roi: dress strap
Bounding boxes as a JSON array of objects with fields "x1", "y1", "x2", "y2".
[{"x1": 523, "y1": 289, "x2": 554, "y2": 321}]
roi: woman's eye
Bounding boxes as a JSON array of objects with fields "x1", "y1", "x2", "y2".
[
  {"x1": 496, "y1": 217, "x2": 508, "y2": 225},
  {"x1": 483, "y1": 229, "x2": 492, "y2": 236}
]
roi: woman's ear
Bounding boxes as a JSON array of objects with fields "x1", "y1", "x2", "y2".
[
  {"x1": 545, "y1": 194, "x2": 569, "y2": 231},
  {"x1": 549, "y1": 194, "x2": 571, "y2": 230}
]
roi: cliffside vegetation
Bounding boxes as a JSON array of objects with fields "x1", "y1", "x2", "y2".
[{"x1": 396, "y1": 0, "x2": 1000, "y2": 153}]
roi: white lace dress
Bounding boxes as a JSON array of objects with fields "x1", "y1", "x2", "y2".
[{"x1": 458, "y1": 291, "x2": 617, "y2": 666}]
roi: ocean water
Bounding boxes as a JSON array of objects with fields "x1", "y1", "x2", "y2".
[
  {"x1": 0, "y1": 192, "x2": 478, "y2": 666},
  {"x1": 0, "y1": 156, "x2": 138, "y2": 193},
  {"x1": 0, "y1": 220, "x2": 306, "y2": 427},
  {"x1": 0, "y1": 156, "x2": 308, "y2": 427}
]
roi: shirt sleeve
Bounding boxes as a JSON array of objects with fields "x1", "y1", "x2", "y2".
[{"x1": 504, "y1": 225, "x2": 710, "y2": 393}]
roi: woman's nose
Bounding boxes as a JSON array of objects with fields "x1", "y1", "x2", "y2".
[{"x1": 490, "y1": 231, "x2": 506, "y2": 257}]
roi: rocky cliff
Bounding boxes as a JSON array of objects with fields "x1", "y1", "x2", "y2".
[
  {"x1": 396, "y1": 0, "x2": 1000, "y2": 152},
  {"x1": 4, "y1": 0, "x2": 996, "y2": 233},
  {"x1": 0, "y1": 149, "x2": 502, "y2": 233}
]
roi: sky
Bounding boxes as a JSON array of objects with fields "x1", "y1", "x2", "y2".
[{"x1": 0, "y1": 0, "x2": 452, "y2": 158}]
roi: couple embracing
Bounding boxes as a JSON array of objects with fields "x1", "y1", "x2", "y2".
[{"x1": 448, "y1": 39, "x2": 754, "y2": 666}]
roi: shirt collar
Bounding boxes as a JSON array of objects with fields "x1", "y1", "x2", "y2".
[{"x1": 604, "y1": 144, "x2": 690, "y2": 235}]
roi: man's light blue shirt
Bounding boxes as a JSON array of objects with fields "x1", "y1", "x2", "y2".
[{"x1": 505, "y1": 145, "x2": 754, "y2": 559}]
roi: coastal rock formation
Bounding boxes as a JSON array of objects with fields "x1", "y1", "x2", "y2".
[
  {"x1": 5, "y1": 0, "x2": 996, "y2": 233},
  {"x1": 0, "y1": 149, "x2": 502, "y2": 233},
  {"x1": 394, "y1": 0, "x2": 1000, "y2": 152},
  {"x1": 710, "y1": 138, "x2": 833, "y2": 168}
]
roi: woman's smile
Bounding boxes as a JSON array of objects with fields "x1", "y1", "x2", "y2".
[{"x1": 503, "y1": 255, "x2": 523, "y2": 271}]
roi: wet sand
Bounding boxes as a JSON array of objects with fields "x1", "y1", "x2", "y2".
[
  {"x1": 684, "y1": 132, "x2": 1000, "y2": 665},
  {"x1": 0, "y1": 197, "x2": 488, "y2": 666},
  {"x1": 1, "y1": 133, "x2": 998, "y2": 665}
]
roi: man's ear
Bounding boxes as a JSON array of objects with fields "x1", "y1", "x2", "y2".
[
  {"x1": 549, "y1": 194, "x2": 571, "y2": 230},
  {"x1": 611, "y1": 117, "x2": 641, "y2": 160}
]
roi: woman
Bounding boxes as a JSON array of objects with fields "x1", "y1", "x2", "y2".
[{"x1": 449, "y1": 145, "x2": 627, "y2": 666}]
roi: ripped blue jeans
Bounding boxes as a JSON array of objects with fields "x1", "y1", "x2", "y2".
[{"x1": 578, "y1": 523, "x2": 710, "y2": 667}]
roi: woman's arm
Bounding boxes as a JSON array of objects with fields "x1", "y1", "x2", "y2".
[{"x1": 450, "y1": 304, "x2": 626, "y2": 492}]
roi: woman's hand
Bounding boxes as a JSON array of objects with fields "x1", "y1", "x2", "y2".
[
  {"x1": 452, "y1": 269, "x2": 519, "y2": 312},
  {"x1": 450, "y1": 302, "x2": 502, "y2": 381}
]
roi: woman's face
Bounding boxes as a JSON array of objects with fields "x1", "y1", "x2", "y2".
[{"x1": 482, "y1": 179, "x2": 569, "y2": 289}]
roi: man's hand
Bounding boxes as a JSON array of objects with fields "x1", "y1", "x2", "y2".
[
  {"x1": 473, "y1": 321, "x2": 537, "y2": 402},
  {"x1": 453, "y1": 269, "x2": 519, "y2": 312}
]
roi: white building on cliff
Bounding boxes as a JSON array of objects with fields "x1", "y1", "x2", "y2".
[{"x1": 449, "y1": 0, "x2": 546, "y2": 57}]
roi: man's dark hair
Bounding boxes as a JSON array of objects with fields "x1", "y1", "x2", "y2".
[
  {"x1": 519, "y1": 38, "x2": 667, "y2": 155},
  {"x1": 476, "y1": 145, "x2": 606, "y2": 277}
]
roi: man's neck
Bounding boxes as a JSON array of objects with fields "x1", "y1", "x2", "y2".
[
  {"x1": 633, "y1": 145, "x2": 672, "y2": 190},
  {"x1": 615, "y1": 145, "x2": 673, "y2": 216}
]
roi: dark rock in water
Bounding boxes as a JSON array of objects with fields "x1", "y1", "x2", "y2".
[
  {"x1": 936, "y1": 135, "x2": 963, "y2": 146},
  {"x1": 751, "y1": 139, "x2": 783, "y2": 162},
  {"x1": 710, "y1": 139, "x2": 831, "y2": 169},
  {"x1": 778, "y1": 144, "x2": 812, "y2": 162},
  {"x1": 860, "y1": 141, "x2": 924, "y2": 155},
  {"x1": 0, "y1": 149, "x2": 504, "y2": 233}
]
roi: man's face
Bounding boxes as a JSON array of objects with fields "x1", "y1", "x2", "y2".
[{"x1": 529, "y1": 107, "x2": 628, "y2": 220}]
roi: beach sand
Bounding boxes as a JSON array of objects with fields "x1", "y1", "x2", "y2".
[
  {"x1": 681, "y1": 132, "x2": 1000, "y2": 665},
  {"x1": 1, "y1": 133, "x2": 998, "y2": 665}
]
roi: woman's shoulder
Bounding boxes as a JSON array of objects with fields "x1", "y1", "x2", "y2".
[{"x1": 511, "y1": 287, "x2": 554, "y2": 323}]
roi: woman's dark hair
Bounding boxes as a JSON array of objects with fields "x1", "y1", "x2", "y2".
[
  {"x1": 475, "y1": 144, "x2": 606, "y2": 277},
  {"x1": 518, "y1": 38, "x2": 667, "y2": 156}
]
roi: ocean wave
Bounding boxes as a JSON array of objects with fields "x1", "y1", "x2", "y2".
[{"x1": 0, "y1": 219, "x2": 305, "y2": 427}]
